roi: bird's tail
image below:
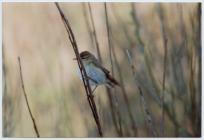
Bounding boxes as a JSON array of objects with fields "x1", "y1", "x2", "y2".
[{"x1": 106, "y1": 74, "x2": 120, "y2": 88}]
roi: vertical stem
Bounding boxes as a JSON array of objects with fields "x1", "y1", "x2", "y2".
[
  {"x1": 126, "y1": 49, "x2": 158, "y2": 137},
  {"x1": 104, "y1": 3, "x2": 122, "y2": 136},
  {"x1": 82, "y1": 3, "x2": 95, "y2": 49},
  {"x1": 196, "y1": 3, "x2": 201, "y2": 136},
  {"x1": 104, "y1": 3, "x2": 113, "y2": 73},
  {"x1": 157, "y1": 4, "x2": 168, "y2": 137},
  {"x1": 88, "y1": 3, "x2": 102, "y2": 63},
  {"x1": 55, "y1": 3, "x2": 103, "y2": 136},
  {"x1": 104, "y1": 3, "x2": 138, "y2": 136},
  {"x1": 18, "y1": 57, "x2": 40, "y2": 137}
]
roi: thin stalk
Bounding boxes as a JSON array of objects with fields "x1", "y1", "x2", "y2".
[
  {"x1": 55, "y1": 3, "x2": 103, "y2": 136},
  {"x1": 131, "y1": 4, "x2": 161, "y2": 103},
  {"x1": 157, "y1": 4, "x2": 168, "y2": 137},
  {"x1": 104, "y1": 3, "x2": 122, "y2": 136},
  {"x1": 104, "y1": 3, "x2": 113, "y2": 73},
  {"x1": 2, "y1": 44, "x2": 9, "y2": 136},
  {"x1": 110, "y1": 4, "x2": 135, "y2": 48},
  {"x1": 106, "y1": 88, "x2": 122, "y2": 136},
  {"x1": 111, "y1": 33, "x2": 137, "y2": 136},
  {"x1": 105, "y1": 3, "x2": 138, "y2": 136},
  {"x1": 188, "y1": 4, "x2": 201, "y2": 136},
  {"x1": 195, "y1": 3, "x2": 201, "y2": 136},
  {"x1": 18, "y1": 57, "x2": 40, "y2": 137},
  {"x1": 88, "y1": 3, "x2": 102, "y2": 63},
  {"x1": 126, "y1": 49, "x2": 158, "y2": 137},
  {"x1": 82, "y1": 3, "x2": 95, "y2": 49},
  {"x1": 83, "y1": 3, "x2": 103, "y2": 125},
  {"x1": 112, "y1": 4, "x2": 189, "y2": 135}
]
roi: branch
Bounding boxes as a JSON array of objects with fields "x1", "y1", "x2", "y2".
[
  {"x1": 105, "y1": 3, "x2": 138, "y2": 136},
  {"x1": 157, "y1": 4, "x2": 168, "y2": 137},
  {"x1": 18, "y1": 57, "x2": 40, "y2": 137},
  {"x1": 104, "y1": 3, "x2": 123, "y2": 136},
  {"x1": 55, "y1": 3, "x2": 103, "y2": 137},
  {"x1": 88, "y1": 3, "x2": 102, "y2": 63},
  {"x1": 126, "y1": 49, "x2": 158, "y2": 137}
]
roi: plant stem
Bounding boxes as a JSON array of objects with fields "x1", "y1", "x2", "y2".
[
  {"x1": 157, "y1": 4, "x2": 168, "y2": 137},
  {"x1": 55, "y1": 3, "x2": 103, "y2": 137},
  {"x1": 18, "y1": 57, "x2": 40, "y2": 138},
  {"x1": 126, "y1": 49, "x2": 158, "y2": 137}
]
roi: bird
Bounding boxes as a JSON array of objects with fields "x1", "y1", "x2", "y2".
[{"x1": 75, "y1": 51, "x2": 120, "y2": 91}]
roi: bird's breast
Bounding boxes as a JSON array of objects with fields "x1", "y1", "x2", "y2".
[{"x1": 84, "y1": 64, "x2": 106, "y2": 85}]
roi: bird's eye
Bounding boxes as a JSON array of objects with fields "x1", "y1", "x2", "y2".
[{"x1": 81, "y1": 55, "x2": 89, "y2": 59}]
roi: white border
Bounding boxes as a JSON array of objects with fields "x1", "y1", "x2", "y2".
[
  {"x1": 0, "y1": 0, "x2": 203, "y2": 139},
  {"x1": 1, "y1": 0, "x2": 204, "y2": 3},
  {"x1": 0, "y1": 1, "x2": 2, "y2": 139}
]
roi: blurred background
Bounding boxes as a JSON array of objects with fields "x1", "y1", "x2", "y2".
[{"x1": 2, "y1": 2, "x2": 201, "y2": 137}]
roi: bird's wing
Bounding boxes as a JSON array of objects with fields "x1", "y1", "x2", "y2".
[
  {"x1": 92, "y1": 59, "x2": 120, "y2": 86},
  {"x1": 92, "y1": 60, "x2": 110, "y2": 75}
]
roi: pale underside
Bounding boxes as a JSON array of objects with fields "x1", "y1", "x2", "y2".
[{"x1": 77, "y1": 63, "x2": 107, "y2": 86}]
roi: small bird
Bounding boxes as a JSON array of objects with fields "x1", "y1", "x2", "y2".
[{"x1": 75, "y1": 51, "x2": 120, "y2": 90}]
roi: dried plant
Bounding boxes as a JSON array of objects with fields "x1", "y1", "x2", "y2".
[
  {"x1": 18, "y1": 57, "x2": 40, "y2": 137},
  {"x1": 55, "y1": 2, "x2": 103, "y2": 137},
  {"x1": 157, "y1": 4, "x2": 168, "y2": 137},
  {"x1": 126, "y1": 49, "x2": 158, "y2": 137}
]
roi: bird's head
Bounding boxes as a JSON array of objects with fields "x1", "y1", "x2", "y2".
[{"x1": 73, "y1": 51, "x2": 96, "y2": 64}]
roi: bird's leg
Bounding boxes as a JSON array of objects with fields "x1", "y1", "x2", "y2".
[
  {"x1": 84, "y1": 76, "x2": 98, "y2": 97},
  {"x1": 86, "y1": 76, "x2": 98, "y2": 84},
  {"x1": 92, "y1": 85, "x2": 98, "y2": 94}
]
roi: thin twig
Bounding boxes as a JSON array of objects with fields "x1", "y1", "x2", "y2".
[
  {"x1": 88, "y1": 3, "x2": 102, "y2": 63},
  {"x1": 55, "y1": 3, "x2": 103, "y2": 136},
  {"x1": 104, "y1": 3, "x2": 113, "y2": 73},
  {"x1": 157, "y1": 4, "x2": 168, "y2": 137},
  {"x1": 126, "y1": 49, "x2": 158, "y2": 137},
  {"x1": 2, "y1": 44, "x2": 9, "y2": 136},
  {"x1": 82, "y1": 3, "x2": 104, "y2": 128},
  {"x1": 110, "y1": 4, "x2": 135, "y2": 48},
  {"x1": 130, "y1": 4, "x2": 161, "y2": 104},
  {"x1": 104, "y1": 3, "x2": 122, "y2": 136},
  {"x1": 131, "y1": 4, "x2": 145, "y2": 48},
  {"x1": 195, "y1": 3, "x2": 201, "y2": 136},
  {"x1": 138, "y1": 87, "x2": 158, "y2": 137},
  {"x1": 18, "y1": 57, "x2": 40, "y2": 137},
  {"x1": 82, "y1": 3, "x2": 95, "y2": 49},
  {"x1": 105, "y1": 3, "x2": 138, "y2": 136}
]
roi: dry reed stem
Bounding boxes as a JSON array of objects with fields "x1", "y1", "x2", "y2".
[
  {"x1": 104, "y1": 3, "x2": 123, "y2": 136},
  {"x1": 106, "y1": 88, "x2": 122, "y2": 136},
  {"x1": 110, "y1": 4, "x2": 135, "y2": 48},
  {"x1": 88, "y1": 3, "x2": 102, "y2": 63},
  {"x1": 84, "y1": 2, "x2": 121, "y2": 136},
  {"x1": 157, "y1": 4, "x2": 168, "y2": 137},
  {"x1": 83, "y1": 3, "x2": 104, "y2": 134},
  {"x1": 188, "y1": 4, "x2": 201, "y2": 136},
  {"x1": 55, "y1": 3, "x2": 103, "y2": 137},
  {"x1": 188, "y1": 15, "x2": 197, "y2": 136},
  {"x1": 131, "y1": 4, "x2": 144, "y2": 48},
  {"x1": 126, "y1": 49, "x2": 158, "y2": 137},
  {"x1": 18, "y1": 57, "x2": 40, "y2": 137},
  {"x1": 82, "y1": 3, "x2": 95, "y2": 49},
  {"x1": 130, "y1": 4, "x2": 161, "y2": 103},
  {"x1": 112, "y1": 4, "x2": 181, "y2": 135},
  {"x1": 195, "y1": 3, "x2": 201, "y2": 136},
  {"x1": 104, "y1": 3, "x2": 113, "y2": 73},
  {"x1": 2, "y1": 44, "x2": 10, "y2": 136},
  {"x1": 105, "y1": 3, "x2": 138, "y2": 136}
]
